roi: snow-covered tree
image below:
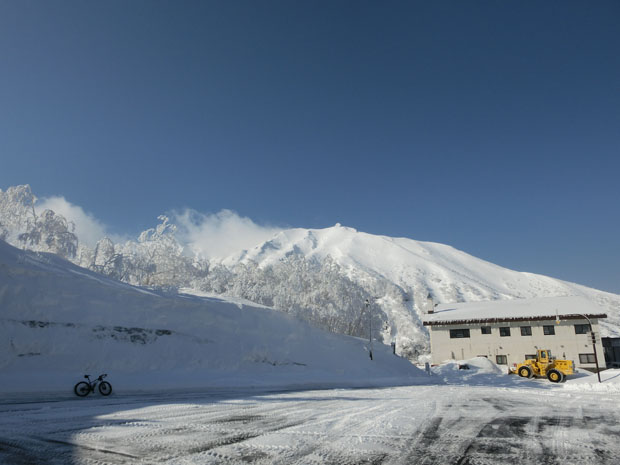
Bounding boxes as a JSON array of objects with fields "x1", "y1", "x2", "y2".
[
  {"x1": 0, "y1": 185, "x2": 77, "y2": 258},
  {"x1": 82, "y1": 216, "x2": 206, "y2": 290},
  {"x1": 197, "y1": 254, "x2": 384, "y2": 340},
  {"x1": 0, "y1": 184, "x2": 425, "y2": 360},
  {"x1": 17, "y1": 209, "x2": 78, "y2": 259},
  {"x1": 0, "y1": 185, "x2": 38, "y2": 245}
]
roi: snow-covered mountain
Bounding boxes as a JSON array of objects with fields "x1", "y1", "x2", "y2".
[
  {"x1": 219, "y1": 224, "x2": 620, "y2": 352},
  {"x1": 2, "y1": 184, "x2": 619, "y2": 362},
  {"x1": 0, "y1": 239, "x2": 424, "y2": 393}
]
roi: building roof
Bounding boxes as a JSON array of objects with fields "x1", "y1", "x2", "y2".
[{"x1": 422, "y1": 296, "x2": 607, "y2": 326}]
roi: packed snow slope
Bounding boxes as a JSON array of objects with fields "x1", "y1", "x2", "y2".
[
  {"x1": 221, "y1": 224, "x2": 620, "y2": 348},
  {"x1": 0, "y1": 240, "x2": 426, "y2": 393}
]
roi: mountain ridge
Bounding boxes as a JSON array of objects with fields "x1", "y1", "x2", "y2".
[
  {"x1": 2, "y1": 184, "x2": 619, "y2": 361},
  {"x1": 217, "y1": 224, "x2": 620, "y2": 348}
]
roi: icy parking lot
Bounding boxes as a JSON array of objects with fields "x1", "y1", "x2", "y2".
[{"x1": 1, "y1": 384, "x2": 620, "y2": 465}]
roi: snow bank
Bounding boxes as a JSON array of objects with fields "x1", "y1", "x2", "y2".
[
  {"x1": 0, "y1": 240, "x2": 429, "y2": 394},
  {"x1": 561, "y1": 369, "x2": 620, "y2": 393},
  {"x1": 431, "y1": 357, "x2": 554, "y2": 388},
  {"x1": 430, "y1": 356, "x2": 620, "y2": 393},
  {"x1": 432, "y1": 357, "x2": 505, "y2": 384}
]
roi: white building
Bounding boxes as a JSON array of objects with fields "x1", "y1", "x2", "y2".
[{"x1": 422, "y1": 296, "x2": 607, "y2": 371}]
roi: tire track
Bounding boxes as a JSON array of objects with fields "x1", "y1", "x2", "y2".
[{"x1": 2, "y1": 386, "x2": 620, "y2": 464}]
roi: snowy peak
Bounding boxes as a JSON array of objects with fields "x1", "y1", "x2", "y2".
[
  {"x1": 222, "y1": 224, "x2": 541, "y2": 298},
  {"x1": 219, "y1": 224, "x2": 620, "y2": 339},
  {"x1": 2, "y1": 184, "x2": 619, "y2": 355}
]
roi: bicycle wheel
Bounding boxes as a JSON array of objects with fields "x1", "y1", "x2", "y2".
[
  {"x1": 74, "y1": 382, "x2": 90, "y2": 397},
  {"x1": 98, "y1": 381, "x2": 112, "y2": 396}
]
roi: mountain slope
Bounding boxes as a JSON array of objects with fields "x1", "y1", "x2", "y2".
[
  {"x1": 2, "y1": 185, "x2": 618, "y2": 361},
  {"x1": 0, "y1": 239, "x2": 424, "y2": 393},
  {"x1": 219, "y1": 224, "x2": 620, "y2": 353}
]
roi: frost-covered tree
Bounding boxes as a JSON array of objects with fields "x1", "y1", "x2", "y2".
[
  {"x1": 0, "y1": 185, "x2": 38, "y2": 245},
  {"x1": 17, "y1": 209, "x2": 78, "y2": 259},
  {"x1": 87, "y1": 237, "x2": 126, "y2": 280},
  {"x1": 84, "y1": 216, "x2": 207, "y2": 290},
  {"x1": 130, "y1": 216, "x2": 195, "y2": 288},
  {"x1": 0, "y1": 185, "x2": 77, "y2": 258},
  {"x1": 0, "y1": 184, "x2": 425, "y2": 360},
  {"x1": 197, "y1": 254, "x2": 386, "y2": 340}
]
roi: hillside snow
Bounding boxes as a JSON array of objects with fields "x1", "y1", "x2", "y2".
[
  {"x1": 2, "y1": 184, "x2": 618, "y2": 360},
  {"x1": 220, "y1": 225, "x2": 620, "y2": 352},
  {"x1": 0, "y1": 240, "x2": 425, "y2": 393}
]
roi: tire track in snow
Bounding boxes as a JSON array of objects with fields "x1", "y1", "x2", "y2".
[{"x1": 2, "y1": 386, "x2": 620, "y2": 464}]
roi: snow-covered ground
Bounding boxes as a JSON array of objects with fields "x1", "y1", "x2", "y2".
[
  {"x1": 2, "y1": 380, "x2": 620, "y2": 464},
  {"x1": 3, "y1": 237, "x2": 620, "y2": 464},
  {"x1": 0, "y1": 239, "x2": 426, "y2": 393},
  {"x1": 431, "y1": 356, "x2": 620, "y2": 393},
  {"x1": 2, "y1": 356, "x2": 620, "y2": 464}
]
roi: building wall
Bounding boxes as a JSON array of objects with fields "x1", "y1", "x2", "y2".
[{"x1": 428, "y1": 318, "x2": 606, "y2": 370}]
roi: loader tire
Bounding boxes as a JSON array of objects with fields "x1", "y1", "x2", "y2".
[
  {"x1": 547, "y1": 369, "x2": 562, "y2": 383},
  {"x1": 518, "y1": 366, "x2": 532, "y2": 378}
]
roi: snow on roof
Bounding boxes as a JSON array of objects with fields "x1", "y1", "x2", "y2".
[{"x1": 423, "y1": 296, "x2": 607, "y2": 326}]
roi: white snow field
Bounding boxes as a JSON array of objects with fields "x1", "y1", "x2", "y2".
[
  {"x1": 2, "y1": 378, "x2": 620, "y2": 464},
  {"x1": 0, "y1": 239, "x2": 425, "y2": 393},
  {"x1": 3, "y1": 239, "x2": 620, "y2": 464}
]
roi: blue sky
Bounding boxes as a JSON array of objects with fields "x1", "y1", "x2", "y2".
[{"x1": 1, "y1": 1, "x2": 619, "y2": 293}]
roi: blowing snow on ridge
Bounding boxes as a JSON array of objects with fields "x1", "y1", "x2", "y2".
[
  {"x1": 1, "y1": 184, "x2": 619, "y2": 362},
  {"x1": 219, "y1": 225, "x2": 620, "y2": 343}
]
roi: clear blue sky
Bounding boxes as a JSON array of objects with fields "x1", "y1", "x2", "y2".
[{"x1": 1, "y1": 1, "x2": 619, "y2": 293}]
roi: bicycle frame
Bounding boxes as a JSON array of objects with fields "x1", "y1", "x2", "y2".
[
  {"x1": 74, "y1": 373, "x2": 112, "y2": 397},
  {"x1": 83, "y1": 374, "x2": 106, "y2": 392}
]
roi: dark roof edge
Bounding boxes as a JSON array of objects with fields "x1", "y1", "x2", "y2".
[{"x1": 422, "y1": 313, "x2": 608, "y2": 326}]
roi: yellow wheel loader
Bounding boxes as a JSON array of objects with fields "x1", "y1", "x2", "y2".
[{"x1": 510, "y1": 349, "x2": 575, "y2": 383}]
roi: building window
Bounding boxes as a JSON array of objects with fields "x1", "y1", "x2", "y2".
[
  {"x1": 575, "y1": 324, "x2": 591, "y2": 334},
  {"x1": 543, "y1": 325, "x2": 555, "y2": 335},
  {"x1": 449, "y1": 329, "x2": 470, "y2": 339},
  {"x1": 499, "y1": 327, "x2": 511, "y2": 337},
  {"x1": 520, "y1": 326, "x2": 532, "y2": 336},
  {"x1": 496, "y1": 355, "x2": 507, "y2": 365},
  {"x1": 579, "y1": 353, "x2": 596, "y2": 364},
  {"x1": 525, "y1": 354, "x2": 537, "y2": 360},
  {"x1": 481, "y1": 326, "x2": 491, "y2": 335},
  {"x1": 477, "y1": 355, "x2": 488, "y2": 358}
]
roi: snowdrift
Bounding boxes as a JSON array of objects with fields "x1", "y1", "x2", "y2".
[
  {"x1": 561, "y1": 369, "x2": 620, "y2": 393},
  {"x1": 0, "y1": 240, "x2": 428, "y2": 393},
  {"x1": 430, "y1": 356, "x2": 620, "y2": 392}
]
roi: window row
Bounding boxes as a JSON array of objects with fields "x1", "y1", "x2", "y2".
[
  {"x1": 449, "y1": 324, "x2": 592, "y2": 339},
  {"x1": 491, "y1": 354, "x2": 595, "y2": 365},
  {"x1": 579, "y1": 353, "x2": 597, "y2": 364}
]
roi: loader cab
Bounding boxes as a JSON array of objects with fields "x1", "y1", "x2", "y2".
[{"x1": 538, "y1": 350, "x2": 551, "y2": 362}]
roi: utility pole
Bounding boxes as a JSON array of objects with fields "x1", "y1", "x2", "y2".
[
  {"x1": 366, "y1": 298, "x2": 373, "y2": 360},
  {"x1": 579, "y1": 314, "x2": 602, "y2": 383}
]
